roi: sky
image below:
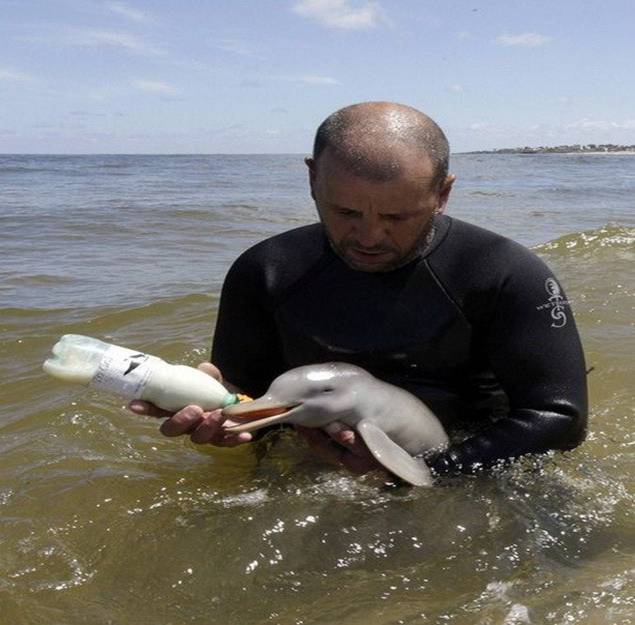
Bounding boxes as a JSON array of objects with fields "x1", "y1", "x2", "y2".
[{"x1": 1, "y1": 0, "x2": 634, "y2": 153}]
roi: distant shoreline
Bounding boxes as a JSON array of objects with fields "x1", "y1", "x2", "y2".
[{"x1": 465, "y1": 144, "x2": 635, "y2": 155}]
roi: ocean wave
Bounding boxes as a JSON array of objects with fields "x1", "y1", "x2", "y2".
[
  {"x1": 3, "y1": 274, "x2": 78, "y2": 286},
  {"x1": 467, "y1": 190, "x2": 515, "y2": 197},
  {"x1": 0, "y1": 166, "x2": 58, "y2": 174},
  {"x1": 0, "y1": 292, "x2": 215, "y2": 321},
  {"x1": 535, "y1": 224, "x2": 635, "y2": 254}
]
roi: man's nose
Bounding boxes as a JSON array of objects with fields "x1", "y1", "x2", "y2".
[{"x1": 355, "y1": 216, "x2": 385, "y2": 248}]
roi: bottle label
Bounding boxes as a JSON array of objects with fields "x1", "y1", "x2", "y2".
[{"x1": 89, "y1": 345, "x2": 158, "y2": 400}]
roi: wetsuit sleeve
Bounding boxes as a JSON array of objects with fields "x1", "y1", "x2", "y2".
[
  {"x1": 211, "y1": 250, "x2": 286, "y2": 398},
  {"x1": 431, "y1": 250, "x2": 588, "y2": 474}
]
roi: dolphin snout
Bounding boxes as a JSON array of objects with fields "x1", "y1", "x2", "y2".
[{"x1": 222, "y1": 396, "x2": 300, "y2": 433}]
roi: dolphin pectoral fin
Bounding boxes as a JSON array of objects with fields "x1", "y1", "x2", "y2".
[{"x1": 356, "y1": 420, "x2": 434, "y2": 487}]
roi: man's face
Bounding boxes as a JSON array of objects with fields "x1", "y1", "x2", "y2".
[{"x1": 307, "y1": 149, "x2": 454, "y2": 273}]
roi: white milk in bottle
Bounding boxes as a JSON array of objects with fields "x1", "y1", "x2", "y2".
[{"x1": 43, "y1": 334, "x2": 240, "y2": 412}]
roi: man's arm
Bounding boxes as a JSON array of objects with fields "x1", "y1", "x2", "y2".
[{"x1": 430, "y1": 250, "x2": 588, "y2": 474}]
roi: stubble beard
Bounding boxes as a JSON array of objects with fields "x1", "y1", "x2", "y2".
[{"x1": 325, "y1": 217, "x2": 437, "y2": 273}]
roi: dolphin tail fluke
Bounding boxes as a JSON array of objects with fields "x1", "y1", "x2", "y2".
[{"x1": 356, "y1": 420, "x2": 434, "y2": 487}]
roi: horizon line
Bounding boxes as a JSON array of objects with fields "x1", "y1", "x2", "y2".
[{"x1": 0, "y1": 151, "x2": 485, "y2": 157}]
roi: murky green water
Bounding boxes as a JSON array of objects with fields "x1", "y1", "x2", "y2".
[{"x1": 1, "y1": 155, "x2": 633, "y2": 624}]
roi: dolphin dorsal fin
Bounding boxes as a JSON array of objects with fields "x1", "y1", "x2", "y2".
[{"x1": 356, "y1": 420, "x2": 434, "y2": 487}]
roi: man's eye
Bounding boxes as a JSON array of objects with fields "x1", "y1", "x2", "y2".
[
  {"x1": 337, "y1": 208, "x2": 359, "y2": 218},
  {"x1": 383, "y1": 214, "x2": 407, "y2": 223}
]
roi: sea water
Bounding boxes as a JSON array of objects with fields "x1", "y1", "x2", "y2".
[{"x1": 1, "y1": 153, "x2": 633, "y2": 624}]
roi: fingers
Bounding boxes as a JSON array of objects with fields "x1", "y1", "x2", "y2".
[
  {"x1": 322, "y1": 421, "x2": 370, "y2": 460},
  {"x1": 161, "y1": 406, "x2": 253, "y2": 446},
  {"x1": 188, "y1": 409, "x2": 253, "y2": 446},
  {"x1": 196, "y1": 362, "x2": 243, "y2": 395},
  {"x1": 128, "y1": 400, "x2": 174, "y2": 419},
  {"x1": 296, "y1": 424, "x2": 381, "y2": 475},
  {"x1": 129, "y1": 399, "x2": 252, "y2": 447},
  {"x1": 197, "y1": 361, "x2": 223, "y2": 381},
  {"x1": 158, "y1": 404, "x2": 205, "y2": 437},
  {"x1": 296, "y1": 425, "x2": 347, "y2": 466},
  {"x1": 201, "y1": 429, "x2": 253, "y2": 447},
  {"x1": 323, "y1": 421, "x2": 356, "y2": 446}
]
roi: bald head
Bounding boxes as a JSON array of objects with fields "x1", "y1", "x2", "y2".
[{"x1": 312, "y1": 102, "x2": 450, "y2": 190}]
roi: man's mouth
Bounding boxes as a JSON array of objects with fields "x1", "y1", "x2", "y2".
[{"x1": 347, "y1": 248, "x2": 393, "y2": 263}]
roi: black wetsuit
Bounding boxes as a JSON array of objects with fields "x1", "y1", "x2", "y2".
[{"x1": 212, "y1": 215, "x2": 588, "y2": 473}]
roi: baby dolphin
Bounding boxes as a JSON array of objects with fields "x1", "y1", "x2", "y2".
[{"x1": 223, "y1": 363, "x2": 449, "y2": 486}]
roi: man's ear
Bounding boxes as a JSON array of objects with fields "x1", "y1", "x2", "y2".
[
  {"x1": 435, "y1": 174, "x2": 456, "y2": 215},
  {"x1": 305, "y1": 156, "x2": 317, "y2": 200}
]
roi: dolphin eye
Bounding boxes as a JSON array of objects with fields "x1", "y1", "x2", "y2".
[{"x1": 322, "y1": 387, "x2": 334, "y2": 393}]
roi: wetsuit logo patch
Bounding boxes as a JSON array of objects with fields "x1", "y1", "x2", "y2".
[{"x1": 535, "y1": 278, "x2": 569, "y2": 328}]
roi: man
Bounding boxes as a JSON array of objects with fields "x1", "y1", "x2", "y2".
[{"x1": 130, "y1": 102, "x2": 588, "y2": 475}]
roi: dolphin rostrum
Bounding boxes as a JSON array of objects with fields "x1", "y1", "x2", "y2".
[{"x1": 222, "y1": 363, "x2": 449, "y2": 486}]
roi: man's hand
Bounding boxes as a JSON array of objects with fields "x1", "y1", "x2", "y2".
[
  {"x1": 295, "y1": 421, "x2": 383, "y2": 475},
  {"x1": 127, "y1": 362, "x2": 253, "y2": 447}
]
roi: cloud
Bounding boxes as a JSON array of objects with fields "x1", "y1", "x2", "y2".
[
  {"x1": 468, "y1": 122, "x2": 501, "y2": 132},
  {"x1": 495, "y1": 33, "x2": 551, "y2": 47},
  {"x1": 21, "y1": 28, "x2": 166, "y2": 56},
  {"x1": 0, "y1": 67, "x2": 31, "y2": 82},
  {"x1": 566, "y1": 118, "x2": 635, "y2": 131},
  {"x1": 106, "y1": 2, "x2": 151, "y2": 23},
  {"x1": 241, "y1": 74, "x2": 341, "y2": 87},
  {"x1": 77, "y1": 29, "x2": 164, "y2": 55},
  {"x1": 69, "y1": 110, "x2": 107, "y2": 117},
  {"x1": 273, "y1": 74, "x2": 341, "y2": 85},
  {"x1": 449, "y1": 84, "x2": 464, "y2": 93},
  {"x1": 212, "y1": 38, "x2": 264, "y2": 59},
  {"x1": 296, "y1": 75, "x2": 341, "y2": 85},
  {"x1": 292, "y1": 0, "x2": 385, "y2": 31},
  {"x1": 239, "y1": 78, "x2": 265, "y2": 88},
  {"x1": 132, "y1": 80, "x2": 179, "y2": 95},
  {"x1": 32, "y1": 121, "x2": 86, "y2": 131}
]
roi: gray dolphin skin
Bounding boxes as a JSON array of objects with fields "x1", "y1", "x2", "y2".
[{"x1": 223, "y1": 363, "x2": 449, "y2": 486}]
